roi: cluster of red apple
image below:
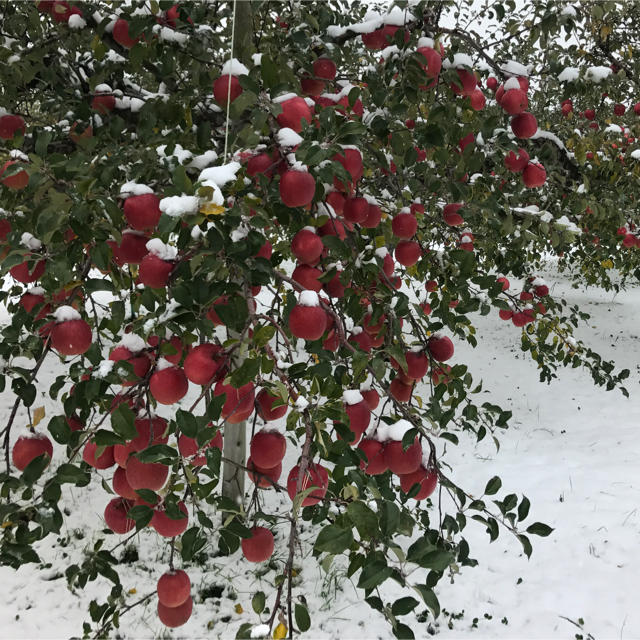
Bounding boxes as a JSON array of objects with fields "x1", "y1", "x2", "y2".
[
  {"x1": 495, "y1": 276, "x2": 550, "y2": 327},
  {"x1": 617, "y1": 224, "x2": 640, "y2": 248}
]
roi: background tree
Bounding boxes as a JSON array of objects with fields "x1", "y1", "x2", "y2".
[{"x1": 0, "y1": 0, "x2": 635, "y2": 638}]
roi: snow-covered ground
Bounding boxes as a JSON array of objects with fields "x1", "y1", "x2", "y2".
[{"x1": 0, "y1": 261, "x2": 638, "y2": 639}]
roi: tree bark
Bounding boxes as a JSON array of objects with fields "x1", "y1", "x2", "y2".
[{"x1": 221, "y1": 1, "x2": 254, "y2": 508}]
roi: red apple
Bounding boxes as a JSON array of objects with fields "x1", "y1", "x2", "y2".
[
  {"x1": 291, "y1": 228, "x2": 323, "y2": 265},
  {"x1": 443, "y1": 203, "x2": 464, "y2": 226},
  {"x1": 12, "y1": 434, "x2": 53, "y2": 471},
  {"x1": 157, "y1": 570, "x2": 191, "y2": 608},
  {"x1": 504, "y1": 148, "x2": 530, "y2": 172},
  {"x1": 391, "y1": 212, "x2": 417, "y2": 238},
  {"x1": 157, "y1": 595, "x2": 193, "y2": 628},
  {"x1": 178, "y1": 431, "x2": 222, "y2": 466},
  {"x1": 399, "y1": 466, "x2": 438, "y2": 500},
  {"x1": 112, "y1": 18, "x2": 139, "y2": 49},
  {"x1": 151, "y1": 501, "x2": 188, "y2": 538},
  {"x1": 112, "y1": 466, "x2": 137, "y2": 500},
  {"x1": 313, "y1": 58, "x2": 337, "y2": 80},
  {"x1": 501, "y1": 88, "x2": 528, "y2": 115},
  {"x1": 214, "y1": 380, "x2": 255, "y2": 424},
  {"x1": 357, "y1": 438, "x2": 387, "y2": 475},
  {"x1": 0, "y1": 115, "x2": 26, "y2": 139},
  {"x1": 139, "y1": 253, "x2": 174, "y2": 289},
  {"x1": 511, "y1": 112, "x2": 538, "y2": 138},
  {"x1": 51, "y1": 318, "x2": 92, "y2": 356},
  {"x1": 104, "y1": 498, "x2": 135, "y2": 534},
  {"x1": 280, "y1": 170, "x2": 316, "y2": 207},
  {"x1": 287, "y1": 463, "x2": 329, "y2": 506},
  {"x1": 213, "y1": 74, "x2": 243, "y2": 105},
  {"x1": 428, "y1": 335, "x2": 454, "y2": 361},
  {"x1": 149, "y1": 366, "x2": 188, "y2": 405},
  {"x1": 256, "y1": 389, "x2": 288, "y2": 421},
  {"x1": 522, "y1": 162, "x2": 546, "y2": 188},
  {"x1": 247, "y1": 456, "x2": 282, "y2": 488},
  {"x1": 125, "y1": 456, "x2": 169, "y2": 491},
  {"x1": 109, "y1": 346, "x2": 151, "y2": 385},
  {"x1": 250, "y1": 430, "x2": 286, "y2": 469},
  {"x1": 383, "y1": 437, "x2": 422, "y2": 475},
  {"x1": 395, "y1": 240, "x2": 421, "y2": 267},
  {"x1": 183, "y1": 343, "x2": 224, "y2": 385},
  {"x1": 276, "y1": 96, "x2": 312, "y2": 132},
  {"x1": 123, "y1": 194, "x2": 161, "y2": 231},
  {"x1": 1, "y1": 160, "x2": 29, "y2": 189},
  {"x1": 288, "y1": 301, "x2": 327, "y2": 340},
  {"x1": 83, "y1": 442, "x2": 115, "y2": 469},
  {"x1": 241, "y1": 526, "x2": 274, "y2": 562}
]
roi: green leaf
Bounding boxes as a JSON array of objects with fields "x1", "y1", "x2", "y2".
[
  {"x1": 47, "y1": 415, "x2": 71, "y2": 444},
  {"x1": 518, "y1": 534, "x2": 533, "y2": 559},
  {"x1": 413, "y1": 585, "x2": 440, "y2": 618},
  {"x1": 314, "y1": 524, "x2": 353, "y2": 555},
  {"x1": 526, "y1": 522, "x2": 554, "y2": 537},
  {"x1": 391, "y1": 596, "x2": 419, "y2": 616},
  {"x1": 93, "y1": 429, "x2": 125, "y2": 446},
  {"x1": 21, "y1": 453, "x2": 51, "y2": 485},
  {"x1": 517, "y1": 496, "x2": 531, "y2": 522},
  {"x1": 347, "y1": 502, "x2": 378, "y2": 539},
  {"x1": 357, "y1": 559, "x2": 393, "y2": 590},
  {"x1": 379, "y1": 501, "x2": 400, "y2": 537},
  {"x1": 111, "y1": 403, "x2": 137, "y2": 440},
  {"x1": 135, "y1": 444, "x2": 178, "y2": 464},
  {"x1": 260, "y1": 55, "x2": 279, "y2": 89},
  {"x1": 484, "y1": 475, "x2": 502, "y2": 495},
  {"x1": 252, "y1": 591, "x2": 265, "y2": 614},
  {"x1": 294, "y1": 603, "x2": 311, "y2": 632}
]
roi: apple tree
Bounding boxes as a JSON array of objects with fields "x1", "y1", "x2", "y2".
[{"x1": 0, "y1": 0, "x2": 634, "y2": 637}]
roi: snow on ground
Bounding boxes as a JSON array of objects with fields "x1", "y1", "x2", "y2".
[{"x1": 0, "y1": 261, "x2": 638, "y2": 639}]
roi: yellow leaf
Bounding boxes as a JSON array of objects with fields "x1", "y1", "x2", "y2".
[
  {"x1": 200, "y1": 202, "x2": 225, "y2": 216},
  {"x1": 1, "y1": 521, "x2": 13, "y2": 529},
  {"x1": 128, "y1": 588, "x2": 137, "y2": 595},
  {"x1": 273, "y1": 623, "x2": 287, "y2": 639},
  {"x1": 234, "y1": 604, "x2": 243, "y2": 614},
  {"x1": 601, "y1": 259, "x2": 613, "y2": 269},
  {"x1": 31, "y1": 406, "x2": 45, "y2": 428}
]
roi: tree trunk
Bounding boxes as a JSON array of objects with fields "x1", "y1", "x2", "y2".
[{"x1": 221, "y1": 1, "x2": 254, "y2": 507}]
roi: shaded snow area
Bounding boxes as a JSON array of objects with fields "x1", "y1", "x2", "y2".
[{"x1": 0, "y1": 261, "x2": 639, "y2": 639}]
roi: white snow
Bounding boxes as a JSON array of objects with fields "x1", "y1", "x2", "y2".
[
  {"x1": 561, "y1": 4, "x2": 577, "y2": 16},
  {"x1": 220, "y1": 58, "x2": 250, "y2": 76},
  {"x1": 294, "y1": 396, "x2": 310, "y2": 410},
  {"x1": 417, "y1": 36, "x2": 435, "y2": 48},
  {"x1": 146, "y1": 238, "x2": 177, "y2": 261},
  {"x1": 500, "y1": 60, "x2": 530, "y2": 76},
  {"x1": 155, "y1": 357, "x2": 173, "y2": 371},
  {"x1": 250, "y1": 624, "x2": 270, "y2": 639},
  {"x1": 159, "y1": 195, "x2": 199, "y2": 217},
  {"x1": 442, "y1": 53, "x2": 474, "y2": 69},
  {"x1": 585, "y1": 66, "x2": 612, "y2": 83},
  {"x1": 117, "y1": 333, "x2": 146, "y2": 353},
  {"x1": 503, "y1": 77, "x2": 520, "y2": 90},
  {"x1": 558, "y1": 67, "x2": 580, "y2": 82},
  {"x1": 20, "y1": 232, "x2": 42, "y2": 251},
  {"x1": 343, "y1": 390, "x2": 364, "y2": 405},
  {"x1": 376, "y1": 418, "x2": 414, "y2": 442},
  {"x1": 198, "y1": 162, "x2": 241, "y2": 187},
  {"x1": 298, "y1": 290, "x2": 320, "y2": 307},
  {"x1": 94, "y1": 83, "x2": 112, "y2": 94},
  {"x1": 52, "y1": 305, "x2": 81, "y2": 322},
  {"x1": 96, "y1": 359, "x2": 115, "y2": 378},
  {"x1": 188, "y1": 150, "x2": 218, "y2": 170},
  {"x1": 276, "y1": 128, "x2": 303, "y2": 147},
  {"x1": 67, "y1": 14, "x2": 86, "y2": 29},
  {"x1": 120, "y1": 181, "x2": 153, "y2": 196}
]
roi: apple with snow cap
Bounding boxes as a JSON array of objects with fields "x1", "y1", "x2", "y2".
[
  {"x1": 276, "y1": 96, "x2": 312, "y2": 132},
  {"x1": 428, "y1": 334, "x2": 454, "y2": 361},
  {"x1": 50, "y1": 306, "x2": 92, "y2": 356},
  {"x1": 288, "y1": 290, "x2": 327, "y2": 340},
  {"x1": 138, "y1": 239, "x2": 176, "y2": 289},
  {"x1": 342, "y1": 390, "x2": 371, "y2": 442}
]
